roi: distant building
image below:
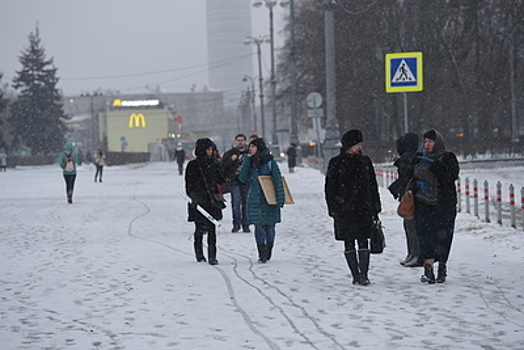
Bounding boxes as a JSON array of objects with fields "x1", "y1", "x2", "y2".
[
  {"x1": 206, "y1": 0, "x2": 253, "y2": 103},
  {"x1": 63, "y1": 90, "x2": 226, "y2": 155}
]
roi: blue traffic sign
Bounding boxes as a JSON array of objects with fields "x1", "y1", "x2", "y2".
[{"x1": 385, "y1": 52, "x2": 423, "y2": 93}]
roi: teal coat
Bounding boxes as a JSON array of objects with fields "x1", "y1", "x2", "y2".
[
  {"x1": 239, "y1": 148, "x2": 285, "y2": 225},
  {"x1": 59, "y1": 142, "x2": 78, "y2": 175}
]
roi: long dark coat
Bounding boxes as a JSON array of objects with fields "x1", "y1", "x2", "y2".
[
  {"x1": 185, "y1": 151, "x2": 224, "y2": 224},
  {"x1": 239, "y1": 148, "x2": 284, "y2": 225},
  {"x1": 325, "y1": 150, "x2": 381, "y2": 241}
]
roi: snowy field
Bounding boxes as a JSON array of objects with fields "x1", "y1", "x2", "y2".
[{"x1": 1, "y1": 161, "x2": 523, "y2": 350}]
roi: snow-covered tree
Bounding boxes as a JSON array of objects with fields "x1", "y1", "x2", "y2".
[{"x1": 9, "y1": 28, "x2": 68, "y2": 155}]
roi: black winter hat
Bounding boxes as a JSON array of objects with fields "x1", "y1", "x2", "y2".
[
  {"x1": 341, "y1": 129, "x2": 363, "y2": 149},
  {"x1": 423, "y1": 130, "x2": 437, "y2": 141},
  {"x1": 195, "y1": 138, "x2": 215, "y2": 157},
  {"x1": 249, "y1": 137, "x2": 266, "y2": 152}
]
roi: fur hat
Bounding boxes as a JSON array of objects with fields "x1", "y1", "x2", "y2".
[
  {"x1": 341, "y1": 129, "x2": 363, "y2": 149},
  {"x1": 249, "y1": 137, "x2": 266, "y2": 152}
]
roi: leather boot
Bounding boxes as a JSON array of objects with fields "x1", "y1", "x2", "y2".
[
  {"x1": 421, "y1": 263, "x2": 436, "y2": 283},
  {"x1": 208, "y1": 245, "x2": 218, "y2": 265},
  {"x1": 344, "y1": 250, "x2": 361, "y2": 285},
  {"x1": 194, "y1": 232, "x2": 206, "y2": 262},
  {"x1": 358, "y1": 250, "x2": 371, "y2": 285},
  {"x1": 257, "y1": 244, "x2": 267, "y2": 263},
  {"x1": 436, "y1": 263, "x2": 447, "y2": 283},
  {"x1": 266, "y1": 242, "x2": 274, "y2": 261},
  {"x1": 67, "y1": 191, "x2": 73, "y2": 204}
]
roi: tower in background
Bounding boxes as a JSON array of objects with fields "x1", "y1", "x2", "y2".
[{"x1": 206, "y1": 0, "x2": 253, "y2": 106}]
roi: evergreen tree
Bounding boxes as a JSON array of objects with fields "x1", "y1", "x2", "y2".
[
  {"x1": 0, "y1": 73, "x2": 9, "y2": 150},
  {"x1": 9, "y1": 28, "x2": 68, "y2": 155}
]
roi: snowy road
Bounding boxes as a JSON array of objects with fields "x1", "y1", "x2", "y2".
[{"x1": 1, "y1": 162, "x2": 523, "y2": 349}]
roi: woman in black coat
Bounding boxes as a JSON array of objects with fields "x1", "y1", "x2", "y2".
[
  {"x1": 185, "y1": 138, "x2": 224, "y2": 265},
  {"x1": 405, "y1": 130, "x2": 459, "y2": 284},
  {"x1": 325, "y1": 130, "x2": 381, "y2": 285},
  {"x1": 388, "y1": 132, "x2": 421, "y2": 267}
]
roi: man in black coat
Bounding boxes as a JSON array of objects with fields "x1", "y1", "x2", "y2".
[{"x1": 325, "y1": 130, "x2": 381, "y2": 285}]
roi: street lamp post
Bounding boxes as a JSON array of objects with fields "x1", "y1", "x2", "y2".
[
  {"x1": 253, "y1": 0, "x2": 289, "y2": 155},
  {"x1": 243, "y1": 75, "x2": 258, "y2": 133},
  {"x1": 244, "y1": 36, "x2": 270, "y2": 138},
  {"x1": 322, "y1": 0, "x2": 340, "y2": 173}
]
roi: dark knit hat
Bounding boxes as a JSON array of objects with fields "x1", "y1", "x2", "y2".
[
  {"x1": 341, "y1": 129, "x2": 363, "y2": 149},
  {"x1": 249, "y1": 137, "x2": 266, "y2": 152},
  {"x1": 423, "y1": 130, "x2": 437, "y2": 141}
]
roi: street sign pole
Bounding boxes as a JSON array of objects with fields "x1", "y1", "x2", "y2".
[{"x1": 385, "y1": 52, "x2": 423, "y2": 134}]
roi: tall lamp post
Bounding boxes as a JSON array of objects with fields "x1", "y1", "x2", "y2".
[
  {"x1": 322, "y1": 0, "x2": 340, "y2": 173},
  {"x1": 243, "y1": 75, "x2": 258, "y2": 133},
  {"x1": 253, "y1": 0, "x2": 289, "y2": 155},
  {"x1": 244, "y1": 35, "x2": 270, "y2": 138}
]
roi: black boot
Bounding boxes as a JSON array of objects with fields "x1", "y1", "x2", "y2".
[
  {"x1": 208, "y1": 245, "x2": 218, "y2": 265},
  {"x1": 67, "y1": 191, "x2": 73, "y2": 204},
  {"x1": 194, "y1": 232, "x2": 206, "y2": 262},
  {"x1": 344, "y1": 250, "x2": 361, "y2": 285},
  {"x1": 257, "y1": 244, "x2": 268, "y2": 263},
  {"x1": 358, "y1": 250, "x2": 371, "y2": 285},
  {"x1": 266, "y1": 242, "x2": 274, "y2": 261},
  {"x1": 436, "y1": 263, "x2": 447, "y2": 283},
  {"x1": 194, "y1": 242, "x2": 206, "y2": 262},
  {"x1": 421, "y1": 263, "x2": 436, "y2": 283}
]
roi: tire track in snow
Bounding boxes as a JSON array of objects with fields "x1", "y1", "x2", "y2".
[
  {"x1": 128, "y1": 192, "x2": 280, "y2": 350},
  {"x1": 219, "y1": 247, "x2": 347, "y2": 350}
]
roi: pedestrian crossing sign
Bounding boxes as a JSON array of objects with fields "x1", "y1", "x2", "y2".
[{"x1": 385, "y1": 52, "x2": 423, "y2": 93}]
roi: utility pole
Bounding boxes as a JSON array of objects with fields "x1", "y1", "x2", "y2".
[
  {"x1": 289, "y1": 0, "x2": 300, "y2": 162},
  {"x1": 322, "y1": 0, "x2": 340, "y2": 173}
]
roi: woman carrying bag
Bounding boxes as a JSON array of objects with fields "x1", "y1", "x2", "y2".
[
  {"x1": 239, "y1": 138, "x2": 285, "y2": 263},
  {"x1": 185, "y1": 138, "x2": 224, "y2": 265}
]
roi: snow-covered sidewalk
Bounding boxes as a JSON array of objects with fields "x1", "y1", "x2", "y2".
[{"x1": 1, "y1": 162, "x2": 523, "y2": 349}]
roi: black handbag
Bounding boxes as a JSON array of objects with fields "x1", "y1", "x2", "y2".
[
  {"x1": 199, "y1": 165, "x2": 226, "y2": 209},
  {"x1": 370, "y1": 218, "x2": 386, "y2": 254}
]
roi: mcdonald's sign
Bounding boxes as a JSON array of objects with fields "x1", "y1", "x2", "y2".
[{"x1": 128, "y1": 113, "x2": 147, "y2": 128}]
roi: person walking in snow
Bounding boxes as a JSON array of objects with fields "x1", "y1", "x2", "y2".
[
  {"x1": 388, "y1": 132, "x2": 422, "y2": 267},
  {"x1": 286, "y1": 143, "x2": 297, "y2": 173},
  {"x1": 325, "y1": 130, "x2": 381, "y2": 285},
  {"x1": 93, "y1": 147, "x2": 106, "y2": 182},
  {"x1": 59, "y1": 142, "x2": 79, "y2": 204},
  {"x1": 239, "y1": 137, "x2": 285, "y2": 263},
  {"x1": 0, "y1": 149, "x2": 7, "y2": 172},
  {"x1": 185, "y1": 138, "x2": 224, "y2": 265},
  {"x1": 173, "y1": 143, "x2": 186, "y2": 175},
  {"x1": 404, "y1": 129, "x2": 459, "y2": 284}
]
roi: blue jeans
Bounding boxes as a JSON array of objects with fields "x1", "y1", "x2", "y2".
[
  {"x1": 255, "y1": 224, "x2": 275, "y2": 245},
  {"x1": 230, "y1": 183, "x2": 249, "y2": 227}
]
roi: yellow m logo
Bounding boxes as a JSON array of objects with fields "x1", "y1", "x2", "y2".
[{"x1": 128, "y1": 113, "x2": 147, "y2": 128}]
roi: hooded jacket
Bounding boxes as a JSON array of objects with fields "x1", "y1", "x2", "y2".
[
  {"x1": 405, "y1": 130, "x2": 459, "y2": 207},
  {"x1": 185, "y1": 138, "x2": 224, "y2": 223},
  {"x1": 239, "y1": 147, "x2": 285, "y2": 225},
  {"x1": 388, "y1": 132, "x2": 419, "y2": 200},
  {"x1": 59, "y1": 142, "x2": 78, "y2": 175}
]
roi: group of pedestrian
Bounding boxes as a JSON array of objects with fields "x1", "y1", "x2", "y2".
[
  {"x1": 58, "y1": 126, "x2": 458, "y2": 286},
  {"x1": 59, "y1": 143, "x2": 107, "y2": 203},
  {"x1": 185, "y1": 135, "x2": 286, "y2": 265},
  {"x1": 324, "y1": 128, "x2": 458, "y2": 286},
  {"x1": 387, "y1": 130, "x2": 459, "y2": 284}
]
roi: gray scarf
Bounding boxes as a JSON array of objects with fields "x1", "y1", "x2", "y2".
[{"x1": 413, "y1": 130, "x2": 447, "y2": 206}]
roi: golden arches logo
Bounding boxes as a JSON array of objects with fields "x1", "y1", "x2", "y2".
[{"x1": 128, "y1": 113, "x2": 147, "y2": 128}]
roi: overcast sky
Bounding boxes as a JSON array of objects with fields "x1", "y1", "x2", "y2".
[{"x1": 0, "y1": 0, "x2": 288, "y2": 96}]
